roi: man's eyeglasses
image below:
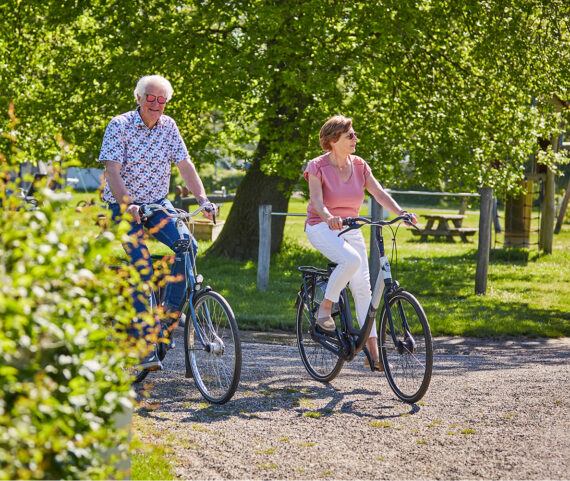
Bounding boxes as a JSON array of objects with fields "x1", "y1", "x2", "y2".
[
  {"x1": 145, "y1": 94, "x2": 168, "y2": 104},
  {"x1": 346, "y1": 131, "x2": 358, "y2": 140}
]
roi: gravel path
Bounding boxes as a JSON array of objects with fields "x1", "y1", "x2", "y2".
[{"x1": 133, "y1": 330, "x2": 569, "y2": 480}]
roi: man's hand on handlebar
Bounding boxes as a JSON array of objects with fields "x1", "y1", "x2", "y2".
[
  {"x1": 127, "y1": 204, "x2": 142, "y2": 224},
  {"x1": 201, "y1": 202, "x2": 218, "y2": 222}
]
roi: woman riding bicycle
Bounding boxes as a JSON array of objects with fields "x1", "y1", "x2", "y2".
[{"x1": 304, "y1": 115, "x2": 418, "y2": 371}]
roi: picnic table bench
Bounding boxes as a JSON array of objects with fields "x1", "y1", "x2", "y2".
[{"x1": 411, "y1": 213, "x2": 478, "y2": 242}]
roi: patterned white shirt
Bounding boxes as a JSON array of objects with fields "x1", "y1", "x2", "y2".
[{"x1": 98, "y1": 108, "x2": 189, "y2": 203}]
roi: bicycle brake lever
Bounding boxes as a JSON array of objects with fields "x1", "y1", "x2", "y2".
[
  {"x1": 203, "y1": 203, "x2": 216, "y2": 224},
  {"x1": 403, "y1": 214, "x2": 420, "y2": 230},
  {"x1": 338, "y1": 225, "x2": 356, "y2": 236},
  {"x1": 338, "y1": 217, "x2": 358, "y2": 236}
]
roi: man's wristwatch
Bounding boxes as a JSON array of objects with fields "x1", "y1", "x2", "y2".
[{"x1": 197, "y1": 197, "x2": 209, "y2": 206}]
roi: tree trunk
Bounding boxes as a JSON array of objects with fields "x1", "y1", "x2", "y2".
[
  {"x1": 504, "y1": 179, "x2": 533, "y2": 248},
  {"x1": 475, "y1": 186, "x2": 493, "y2": 295},
  {"x1": 206, "y1": 140, "x2": 296, "y2": 260},
  {"x1": 539, "y1": 167, "x2": 555, "y2": 253},
  {"x1": 554, "y1": 177, "x2": 570, "y2": 234}
]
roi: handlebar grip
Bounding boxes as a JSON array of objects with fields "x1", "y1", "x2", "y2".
[
  {"x1": 138, "y1": 204, "x2": 149, "y2": 222},
  {"x1": 203, "y1": 203, "x2": 216, "y2": 224},
  {"x1": 342, "y1": 217, "x2": 353, "y2": 226}
]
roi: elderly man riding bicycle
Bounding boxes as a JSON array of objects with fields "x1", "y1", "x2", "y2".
[{"x1": 98, "y1": 74, "x2": 217, "y2": 371}]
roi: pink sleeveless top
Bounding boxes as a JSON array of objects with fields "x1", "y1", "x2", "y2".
[{"x1": 303, "y1": 153, "x2": 371, "y2": 226}]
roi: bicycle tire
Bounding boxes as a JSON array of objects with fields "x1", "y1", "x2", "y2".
[
  {"x1": 296, "y1": 287, "x2": 344, "y2": 383},
  {"x1": 379, "y1": 290, "x2": 433, "y2": 403},
  {"x1": 186, "y1": 290, "x2": 241, "y2": 404}
]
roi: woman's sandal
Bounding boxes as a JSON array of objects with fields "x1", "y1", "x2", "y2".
[
  {"x1": 364, "y1": 358, "x2": 385, "y2": 372},
  {"x1": 315, "y1": 315, "x2": 336, "y2": 333}
]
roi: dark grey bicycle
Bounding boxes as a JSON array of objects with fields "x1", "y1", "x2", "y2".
[{"x1": 296, "y1": 214, "x2": 433, "y2": 403}]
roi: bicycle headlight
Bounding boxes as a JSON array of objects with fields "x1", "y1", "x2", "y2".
[{"x1": 194, "y1": 274, "x2": 204, "y2": 291}]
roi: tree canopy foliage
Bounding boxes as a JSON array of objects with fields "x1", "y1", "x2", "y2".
[{"x1": 2, "y1": 0, "x2": 569, "y2": 257}]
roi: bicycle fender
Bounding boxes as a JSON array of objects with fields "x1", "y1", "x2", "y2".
[
  {"x1": 193, "y1": 286, "x2": 213, "y2": 299},
  {"x1": 294, "y1": 285, "x2": 304, "y2": 309}
]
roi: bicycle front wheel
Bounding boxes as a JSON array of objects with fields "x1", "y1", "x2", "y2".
[
  {"x1": 379, "y1": 290, "x2": 433, "y2": 403},
  {"x1": 186, "y1": 290, "x2": 241, "y2": 404},
  {"x1": 296, "y1": 290, "x2": 344, "y2": 383}
]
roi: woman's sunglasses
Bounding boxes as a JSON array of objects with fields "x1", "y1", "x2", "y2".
[
  {"x1": 346, "y1": 131, "x2": 358, "y2": 140},
  {"x1": 145, "y1": 94, "x2": 168, "y2": 104}
]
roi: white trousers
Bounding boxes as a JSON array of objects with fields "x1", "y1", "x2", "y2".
[{"x1": 305, "y1": 222, "x2": 377, "y2": 338}]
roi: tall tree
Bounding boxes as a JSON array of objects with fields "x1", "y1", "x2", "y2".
[
  {"x1": 2, "y1": 0, "x2": 569, "y2": 266},
  {"x1": 174, "y1": 0, "x2": 570, "y2": 260}
]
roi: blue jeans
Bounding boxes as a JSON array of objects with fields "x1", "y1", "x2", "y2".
[{"x1": 110, "y1": 198, "x2": 197, "y2": 339}]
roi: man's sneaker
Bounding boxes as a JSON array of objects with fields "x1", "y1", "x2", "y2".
[
  {"x1": 166, "y1": 338, "x2": 176, "y2": 350},
  {"x1": 138, "y1": 344, "x2": 163, "y2": 371}
]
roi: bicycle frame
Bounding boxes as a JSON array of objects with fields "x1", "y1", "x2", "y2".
[
  {"x1": 140, "y1": 204, "x2": 222, "y2": 375},
  {"x1": 301, "y1": 215, "x2": 417, "y2": 362},
  {"x1": 171, "y1": 217, "x2": 226, "y2": 378}
]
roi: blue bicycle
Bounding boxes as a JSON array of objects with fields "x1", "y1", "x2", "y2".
[{"x1": 133, "y1": 203, "x2": 241, "y2": 404}]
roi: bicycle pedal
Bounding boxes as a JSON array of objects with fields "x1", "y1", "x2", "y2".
[
  {"x1": 146, "y1": 363, "x2": 163, "y2": 372},
  {"x1": 314, "y1": 323, "x2": 337, "y2": 337}
]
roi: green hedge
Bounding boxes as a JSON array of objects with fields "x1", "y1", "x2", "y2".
[
  {"x1": 0, "y1": 179, "x2": 141, "y2": 479},
  {"x1": 169, "y1": 163, "x2": 246, "y2": 194}
]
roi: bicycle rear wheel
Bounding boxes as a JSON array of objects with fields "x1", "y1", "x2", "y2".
[
  {"x1": 379, "y1": 290, "x2": 433, "y2": 403},
  {"x1": 186, "y1": 290, "x2": 241, "y2": 404},
  {"x1": 296, "y1": 287, "x2": 344, "y2": 383}
]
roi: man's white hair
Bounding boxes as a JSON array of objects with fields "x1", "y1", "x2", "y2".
[{"x1": 134, "y1": 75, "x2": 174, "y2": 103}]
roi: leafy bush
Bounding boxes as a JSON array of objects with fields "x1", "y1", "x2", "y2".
[{"x1": 0, "y1": 177, "x2": 140, "y2": 479}]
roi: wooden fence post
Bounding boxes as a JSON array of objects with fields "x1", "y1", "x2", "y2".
[
  {"x1": 369, "y1": 197, "x2": 382, "y2": 282},
  {"x1": 539, "y1": 167, "x2": 556, "y2": 253},
  {"x1": 475, "y1": 186, "x2": 493, "y2": 295},
  {"x1": 257, "y1": 204, "x2": 272, "y2": 291}
]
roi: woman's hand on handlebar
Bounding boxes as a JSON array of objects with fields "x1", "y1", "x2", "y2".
[
  {"x1": 404, "y1": 211, "x2": 419, "y2": 225},
  {"x1": 326, "y1": 215, "x2": 343, "y2": 230}
]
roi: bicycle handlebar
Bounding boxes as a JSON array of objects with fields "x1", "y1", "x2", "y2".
[
  {"x1": 338, "y1": 214, "x2": 419, "y2": 236},
  {"x1": 139, "y1": 202, "x2": 218, "y2": 224}
]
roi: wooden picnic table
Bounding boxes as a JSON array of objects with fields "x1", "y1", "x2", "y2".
[{"x1": 411, "y1": 213, "x2": 478, "y2": 242}]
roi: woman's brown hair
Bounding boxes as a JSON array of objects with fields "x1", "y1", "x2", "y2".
[{"x1": 319, "y1": 115, "x2": 352, "y2": 151}]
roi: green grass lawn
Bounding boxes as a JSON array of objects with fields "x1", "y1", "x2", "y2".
[{"x1": 76, "y1": 192, "x2": 570, "y2": 338}]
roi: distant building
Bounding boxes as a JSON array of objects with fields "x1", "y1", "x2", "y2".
[{"x1": 66, "y1": 167, "x2": 105, "y2": 191}]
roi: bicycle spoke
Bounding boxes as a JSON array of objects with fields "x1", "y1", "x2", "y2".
[
  {"x1": 296, "y1": 282, "x2": 344, "y2": 383},
  {"x1": 187, "y1": 291, "x2": 241, "y2": 404},
  {"x1": 380, "y1": 292, "x2": 433, "y2": 403}
]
